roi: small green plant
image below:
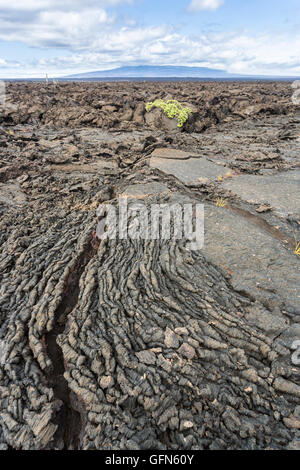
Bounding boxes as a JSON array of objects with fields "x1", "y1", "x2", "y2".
[
  {"x1": 292, "y1": 231, "x2": 300, "y2": 257},
  {"x1": 145, "y1": 99, "x2": 192, "y2": 127},
  {"x1": 215, "y1": 197, "x2": 227, "y2": 208}
]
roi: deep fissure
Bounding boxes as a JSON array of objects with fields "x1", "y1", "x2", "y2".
[{"x1": 44, "y1": 230, "x2": 100, "y2": 449}]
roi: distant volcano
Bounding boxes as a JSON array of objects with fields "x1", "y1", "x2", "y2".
[{"x1": 65, "y1": 65, "x2": 243, "y2": 79}]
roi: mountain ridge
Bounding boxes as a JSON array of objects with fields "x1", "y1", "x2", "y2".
[{"x1": 65, "y1": 65, "x2": 243, "y2": 79}]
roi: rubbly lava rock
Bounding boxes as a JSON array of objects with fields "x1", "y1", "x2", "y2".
[{"x1": 0, "y1": 81, "x2": 299, "y2": 450}]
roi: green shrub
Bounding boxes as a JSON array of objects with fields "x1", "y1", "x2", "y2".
[{"x1": 145, "y1": 99, "x2": 192, "y2": 127}]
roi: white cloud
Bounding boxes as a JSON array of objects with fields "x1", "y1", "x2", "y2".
[
  {"x1": 0, "y1": 7, "x2": 116, "y2": 48},
  {"x1": 0, "y1": 1, "x2": 134, "y2": 50},
  {"x1": 2, "y1": 29, "x2": 300, "y2": 78},
  {"x1": 188, "y1": 0, "x2": 224, "y2": 12}
]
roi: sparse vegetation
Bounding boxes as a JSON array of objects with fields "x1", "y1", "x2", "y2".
[
  {"x1": 215, "y1": 197, "x2": 227, "y2": 207},
  {"x1": 145, "y1": 99, "x2": 192, "y2": 127},
  {"x1": 294, "y1": 242, "x2": 300, "y2": 256}
]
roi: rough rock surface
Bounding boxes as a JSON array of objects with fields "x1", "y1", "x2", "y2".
[{"x1": 0, "y1": 81, "x2": 299, "y2": 450}]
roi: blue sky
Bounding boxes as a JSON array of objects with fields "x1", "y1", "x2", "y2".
[{"x1": 0, "y1": 0, "x2": 299, "y2": 78}]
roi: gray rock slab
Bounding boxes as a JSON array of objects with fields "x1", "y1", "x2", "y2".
[
  {"x1": 150, "y1": 148, "x2": 197, "y2": 160},
  {"x1": 121, "y1": 182, "x2": 169, "y2": 198},
  {"x1": 166, "y1": 190, "x2": 299, "y2": 316},
  {"x1": 150, "y1": 156, "x2": 229, "y2": 183},
  {"x1": 222, "y1": 171, "x2": 300, "y2": 216},
  {"x1": 202, "y1": 205, "x2": 300, "y2": 313}
]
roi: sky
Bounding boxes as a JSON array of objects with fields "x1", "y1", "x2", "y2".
[{"x1": 0, "y1": 0, "x2": 299, "y2": 78}]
